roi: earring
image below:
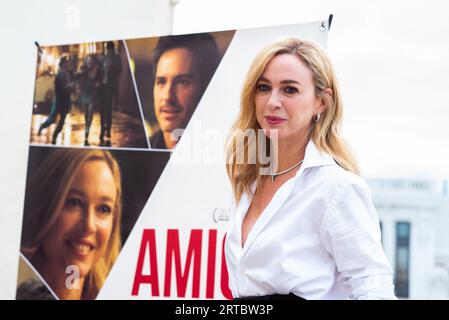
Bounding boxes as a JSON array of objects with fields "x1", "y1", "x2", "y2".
[{"x1": 313, "y1": 113, "x2": 321, "y2": 122}]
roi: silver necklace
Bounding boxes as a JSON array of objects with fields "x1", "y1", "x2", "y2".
[{"x1": 270, "y1": 159, "x2": 304, "y2": 182}]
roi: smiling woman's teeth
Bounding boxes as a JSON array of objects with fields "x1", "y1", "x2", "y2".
[{"x1": 72, "y1": 243, "x2": 91, "y2": 255}]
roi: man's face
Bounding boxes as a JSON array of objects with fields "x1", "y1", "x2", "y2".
[
  {"x1": 153, "y1": 48, "x2": 201, "y2": 134},
  {"x1": 86, "y1": 56, "x2": 94, "y2": 69},
  {"x1": 60, "y1": 59, "x2": 69, "y2": 71}
]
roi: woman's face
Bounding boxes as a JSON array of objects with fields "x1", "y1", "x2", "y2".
[
  {"x1": 255, "y1": 53, "x2": 324, "y2": 142},
  {"x1": 41, "y1": 160, "x2": 117, "y2": 279}
]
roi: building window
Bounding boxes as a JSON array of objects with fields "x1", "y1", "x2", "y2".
[
  {"x1": 379, "y1": 221, "x2": 383, "y2": 247},
  {"x1": 395, "y1": 222, "x2": 411, "y2": 298}
]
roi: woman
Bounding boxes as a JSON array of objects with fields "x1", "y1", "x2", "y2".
[
  {"x1": 20, "y1": 149, "x2": 122, "y2": 300},
  {"x1": 79, "y1": 54, "x2": 102, "y2": 146},
  {"x1": 225, "y1": 38, "x2": 396, "y2": 300}
]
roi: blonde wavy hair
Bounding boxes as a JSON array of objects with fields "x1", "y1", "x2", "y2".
[
  {"x1": 226, "y1": 38, "x2": 359, "y2": 203},
  {"x1": 21, "y1": 149, "x2": 122, "y2": 300}
]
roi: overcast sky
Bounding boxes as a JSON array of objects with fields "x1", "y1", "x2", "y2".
[{"x1": 173, "y1": 0, "x2": 449, "y2": 180}]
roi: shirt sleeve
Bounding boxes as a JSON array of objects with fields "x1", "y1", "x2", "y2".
[{"x1": 320, "y1": 180, "x2": 397, "y2": 300}]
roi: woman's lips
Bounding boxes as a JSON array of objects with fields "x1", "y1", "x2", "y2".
[
  {"x1": 66, "y1": 239, "x2": 95, "y2": 257},
  {"x1": 265, "y1": 115, "x2": 286, "y2": 125}
]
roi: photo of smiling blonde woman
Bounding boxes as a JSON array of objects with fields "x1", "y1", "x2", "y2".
[{"x1": 18, "y1": 148, "x2": 122, "y2": 300}]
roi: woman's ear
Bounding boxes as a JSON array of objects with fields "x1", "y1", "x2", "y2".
[{"x1": 317, "y1": 88, "x2": 333, "y2": 114}]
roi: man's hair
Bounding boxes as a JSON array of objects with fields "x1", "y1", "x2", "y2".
[
  {"x1": 151, "y1": 33, "x2": 220, "y2": 92},
  {"x1": 58, "y1": 56, "x2": 69, "y2": 68},
  {"x1": 106, "y1": 41, "x2": 115, "y2": 51}
]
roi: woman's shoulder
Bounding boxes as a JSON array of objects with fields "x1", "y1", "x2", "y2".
[
  {"x1": 16, "y1": 278, "x2": 55, "y2": 300},
  {"x1": 311, "y1": 162, "x2": 370, "y2": 195}
]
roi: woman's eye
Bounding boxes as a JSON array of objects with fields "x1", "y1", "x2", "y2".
[
  {"x1": 256, "y1": 83, "x2": 270, "y2": 92},
  {"x1": 65, "y1": 198, "x2": 82, "y2": 207},
  {"x1": 284, "y1": 86, "x2": 298, "y2": 94},
  {"x1": 98, "y1": 205, "x2": 112, "y2": 215}
]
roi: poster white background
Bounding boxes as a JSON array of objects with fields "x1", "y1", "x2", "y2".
[
  {"x1": 1, "y1": 0, "x2": 449, "y2": 299},
  {"x1": 98, "y1": 21, "x2": 327, "y2": 299}
]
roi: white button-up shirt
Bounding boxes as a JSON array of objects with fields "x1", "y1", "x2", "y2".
[{"x1": 225, "y1": 140, "x2": 396, "y2": 300}]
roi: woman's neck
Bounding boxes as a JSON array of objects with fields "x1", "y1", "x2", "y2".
[
  {"x1": 33, "y1": 255, "x2": 85, "y2": 300},
  {"x1": 272, "y1": 135, "x2": 309, "y2": 174}
]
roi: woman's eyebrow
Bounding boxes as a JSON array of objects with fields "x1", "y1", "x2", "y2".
[
  {"x1": 68, "y1": 189, "x2": 115, "y2": 203},
  {"x1": 98, "y1": 196, "x2": 115, "y2": 203},
  {"x1": 68, "y1": 188, "x2": 85, "y2": 197},
  {"x1": 280, "y1": 79, "x2": 302, "y2": 86},
  {"x1": 258, "y1": 77, "x2": 303, "y2": 86}
]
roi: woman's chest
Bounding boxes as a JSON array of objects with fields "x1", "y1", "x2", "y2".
[
  {"x1": 227, "y1": 194, "x2": 330, "y2": 277},
  {"x1": 241, "y1": 176, "x2": 294, "y2": 247}
]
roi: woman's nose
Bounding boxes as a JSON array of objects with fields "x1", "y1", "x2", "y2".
[
  {"x1": 267, "y1": 91, "x2": 282, "y2": 110},
  {"x1": 81, "y1": 207, "x2": 97, "y2": 234}
]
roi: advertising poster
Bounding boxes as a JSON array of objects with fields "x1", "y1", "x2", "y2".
[{"x1": 16, "y1": 20, "x2": 328, "y2": 300}]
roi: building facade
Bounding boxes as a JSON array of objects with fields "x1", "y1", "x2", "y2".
[{"x1": 368, "y1": 178, "x2": 449, "y2": 299}]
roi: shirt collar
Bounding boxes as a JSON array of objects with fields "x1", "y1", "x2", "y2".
[
  {"x1": 249, "y1": 139, "x2": 336, "y2": 193},
  {"x1": 299, "y1": 139, "x2": 336, "y2": 171}
]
